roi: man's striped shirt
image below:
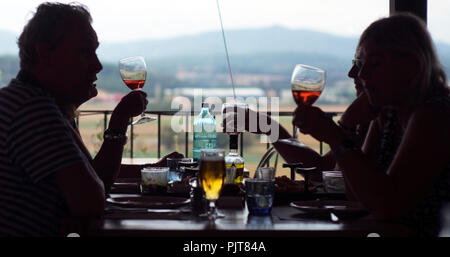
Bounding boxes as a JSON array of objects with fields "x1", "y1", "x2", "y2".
[{"x1": 0, "y1": 78, "x2": 87, "y2": 236}]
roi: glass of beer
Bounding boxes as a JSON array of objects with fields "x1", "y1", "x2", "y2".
[{"x1": 199, "y1": 149, "x2": 226, "y2": 221}]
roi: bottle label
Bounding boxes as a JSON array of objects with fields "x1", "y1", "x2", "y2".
[
  {"x1": 225, "y1": 162, "x2": 244, "y2": 184},
  {"x1": 193, "y1": 107, "x2": 217, "y2": 161}
]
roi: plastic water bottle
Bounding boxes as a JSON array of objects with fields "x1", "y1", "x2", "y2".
[{"x1": 193, "y1": 103, "x2": 216, "y2": 162}]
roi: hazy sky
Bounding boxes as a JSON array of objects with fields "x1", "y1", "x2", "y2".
[{"x1": 1, "y1": 0, "x2": 449, "y2": 44}]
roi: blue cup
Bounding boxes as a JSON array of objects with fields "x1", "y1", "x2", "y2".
[
  {"x1": 244, "y1": 178, "x2": 274, "y2": 215},
  {"x1": 167, "y1": 157, "x2": 182, "y2": 182}
]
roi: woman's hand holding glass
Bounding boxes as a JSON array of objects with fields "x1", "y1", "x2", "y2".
[{"x1": 292, "y1": 105, "x2": 343, "y2": 148}]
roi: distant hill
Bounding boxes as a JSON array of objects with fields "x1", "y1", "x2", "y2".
[{"x1": 96, "y1": 26, "x2": 358, "y2": 62}]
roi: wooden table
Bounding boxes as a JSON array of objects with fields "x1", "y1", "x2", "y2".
[
  {"x1": 88, "y1": 194, "x2": 414, "y2": 238},
  {"x1": 84, "y1": 191, "x2": 415, "y2": 255}
]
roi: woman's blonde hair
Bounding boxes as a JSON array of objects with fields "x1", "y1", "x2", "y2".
[{"x1": 358, "y1": 12, "x2": 448, "y2": 107}]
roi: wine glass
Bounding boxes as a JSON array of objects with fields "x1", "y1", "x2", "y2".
[
  {"x1": 118, "y1": 56, "x2": 156, "y2": 125},
  {"x1": 279, "y1": 64, "x2": 326, "y2": 145},
  {"x1": 291, "y1": 64, "x2": 326, "y2": 136},
  {"x1": 199, "y1": 149, "x2": 226, "y2": 221}
]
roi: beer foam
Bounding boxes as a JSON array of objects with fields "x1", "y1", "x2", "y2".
[
  {"x1": 201, "y1": 155, "x2": 224, "y2": 161},
  {"x1": 200, "y1": 149, "x2": 225, "y2": 161}
]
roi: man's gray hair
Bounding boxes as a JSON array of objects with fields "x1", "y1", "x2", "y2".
[{"x1": 17, "y1": 2, "x2": 92, "y2": 70}]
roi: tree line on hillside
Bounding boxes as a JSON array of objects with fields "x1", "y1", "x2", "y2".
[{"x1": 2, "y1": 51, "x2": 449, "y2": 107}]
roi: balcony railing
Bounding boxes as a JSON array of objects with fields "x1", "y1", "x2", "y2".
[{"x1": 76, "y1": 110, "x2": 342, "y2": 158}]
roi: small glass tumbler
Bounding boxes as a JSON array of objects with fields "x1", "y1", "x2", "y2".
[
  {"x1": 244, "y1": 178, "x2": 274, "y2": 215},
  {"x1": 140, "y1": 167, "x2": 170, "y2": 194},
  {"x1": 167, "y1": 157, "x2": 183, "y2": 182},
  {"x1": 322, "y1": 171, "x2": 346, "y2": 193},
  {"x1": 255, "y1": 167, "x2": 275, "y2": 180}
]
